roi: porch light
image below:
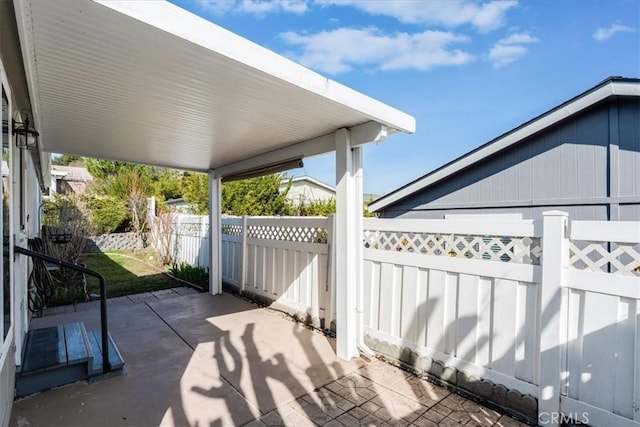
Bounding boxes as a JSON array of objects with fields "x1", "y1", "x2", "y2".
[{"x1": 13, "y1": 115, "x2": 39, "y2": 151}]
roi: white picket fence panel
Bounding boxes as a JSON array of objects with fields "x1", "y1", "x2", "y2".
[
  {"x1": 363, "y1": 218, "x2": 543, "y2": 396},
  {"x1": 221, "y1": 216, "x2": 331, "y2": 326},
  {"x1": 171, "y1": 214, "x2": 210, "y2": 268},
  {"x1": 559, "y1": 221, "x2": 640, "y2": 426},
  {"x1": 221, "y1": 217, "x2": 242, "y2": 286},
  {"x1": 164, "y1": 212, "x2": 640, "y2": 426}
]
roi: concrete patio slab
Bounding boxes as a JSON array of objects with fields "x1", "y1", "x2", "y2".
[{"x1": 11, "y1": 291, "x2": 529, "y2": 426}]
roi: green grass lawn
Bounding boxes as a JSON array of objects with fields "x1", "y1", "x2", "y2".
[{"x1": 80, "y1": 251, "x2": 176, "y2": 298}]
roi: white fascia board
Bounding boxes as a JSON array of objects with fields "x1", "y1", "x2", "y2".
[
  {"x1": 93, "y1": 1, "x2": 415, "y2": 135},
  {"x1": 612, "y1": 80, "x2": 640, "y2": 96},
  {"x1": 369, "y1": 80, "x2": 638, "y2": 213}
]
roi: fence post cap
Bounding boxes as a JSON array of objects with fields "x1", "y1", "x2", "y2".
[{"x1": 542, "y1": 210, "x2": 569, "y2": 217}]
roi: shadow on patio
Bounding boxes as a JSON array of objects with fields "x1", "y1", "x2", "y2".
[{"x1": 10, "y1": 291, "x2": 525, "y2": 426}]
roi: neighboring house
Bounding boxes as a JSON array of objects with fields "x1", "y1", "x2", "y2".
[
  {"x1": 281, "y1": 176, "x2": 336, "y2": 205},
  {"x1": 164, "y1": 197, "x2": 194, "y2": 213},
  {"x1": 370, "y1": 77, "x2": 640, "y2": 221},
  {"x1": 49, "y1": 165, "x2": 93, "y2": 196}
]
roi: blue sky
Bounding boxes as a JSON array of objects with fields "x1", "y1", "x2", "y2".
[{"x1": 171, "y1": 0, "x2": 640, "y2": 196}]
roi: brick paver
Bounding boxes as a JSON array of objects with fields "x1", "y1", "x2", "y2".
[{"x1": 243, "y1": 359, "x2": 530, "y2": 426}]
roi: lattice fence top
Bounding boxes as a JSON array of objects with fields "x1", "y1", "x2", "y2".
[
  {"x1": 222, "y1": 223, "x2": 243, "y2": 236},
  {"x1": 248, "y1": 225, "x2": 328, "y2": 244},
  {"x1": 363, "y1": 230, "x2": 542, "y2": 265},
  {"x1": 569, "y1": 240, "x2": 640, "y2": 276}
]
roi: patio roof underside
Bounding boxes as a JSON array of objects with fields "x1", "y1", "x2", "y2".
[{"x1": 14, "y1": 0, "x2": 415, "y2": 174}]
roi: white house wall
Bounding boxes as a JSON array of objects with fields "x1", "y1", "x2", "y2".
[
  {"x1": 286, "y1": 181, "x2": 336, "y2": 204},
  {"x1": 0, "y1": 15, "x2": 44, "y2": 425}
]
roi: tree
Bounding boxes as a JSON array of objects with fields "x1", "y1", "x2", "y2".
[
  {"x1": 85, "y1": 159, "x2": 155, "y2": 239},
  {"x1": 155, "y1": 168, "x2": 183, "y2": 201},
  {"x1": 182, "y1": 172, "x2": 292, "y2": 216},
  {"x1": 83, "y1": 195, "x2": 128, "y2": 234},
  {"x1": 84, "y1": 158, "x2": 133, "y2": 179},
  {"x1": 223, "y1": 174, "x2": 291, "y2": 216},
  {"x1": 108, "y1": 168, "x2": 154, "y2": 239},
  {"x1": 182, "y1": 172, "x2": 208, "y2": 215},
  {"x1": 52, "y1": 154, "x2": 83, "y2": 166},
  {"x1": 294, "y1": 199, "x2": 336, "y2": 216}
]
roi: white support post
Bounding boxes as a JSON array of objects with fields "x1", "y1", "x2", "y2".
[
  {"x1": 209, "y1": 171, "x2": 222, "y2": 295},
  {"x1": 241, "y1": 215, "x2": 249, "y2": 294},
  {"x1": 539, "y1": 210, "x2": 569, "y2": 426},
  {"x1": 335, "y1": 128, "x2": 359, "y2": 360}
]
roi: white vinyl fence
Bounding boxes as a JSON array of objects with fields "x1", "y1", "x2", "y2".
[
  {"x1": 170, "y1": 214, "x2": 210, "y2": 268},
  {"x1": 361, "y1": 213, "x2": 639, "y2": 426},
  {"x1": 362, "y1": 217, "x2": 542, "y2": 396},
  {"x1": 165, "y1": 212, "x2": 640, "y2": 426},
  {"x1": 559, "y1": 220, "x2": 640, "y2": 426},
  {"x1": 171, "y1": 215, "x2": 333, "y2": 328}
]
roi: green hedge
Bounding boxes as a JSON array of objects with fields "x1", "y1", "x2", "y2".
[{"x1": 85, "y1": 195, "x2": 129, "y2": 234}]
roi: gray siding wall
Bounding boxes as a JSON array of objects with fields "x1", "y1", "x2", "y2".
[
  {"x1": 618, "y1": 99, "x2": 640, "y2": 197},
  {"x1": 381, "y1": 97, "x2": 640, "y2": 221}
]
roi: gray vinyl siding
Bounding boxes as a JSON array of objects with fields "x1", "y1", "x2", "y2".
[
  {"x1": 620, "y1": 204, "x2": 640, "y2": 221},
  {"x1": 386, "y1": 205, "x2": 611, "y2": 221},
  {"x1": 380, "y1": 97, "x2": 640, "y2": 221},
  {"x1": 618, "y1": 100, "x2": 640, "y2": 197}
]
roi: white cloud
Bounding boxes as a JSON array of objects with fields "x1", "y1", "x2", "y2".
[
  {"x1": 489, "y1": 31, "x2": 538, "y2": 67},
  {"x1": 319, "y1": 0, "x2": 517, "y2": 32},
  {"x1": 197, "y1": 0, "x2": 235, "y2": 14},
  {"x1": 198, "y1": 0, "x2": 308, "y2": 15},
  {"x1": 592, "y1": 22, "x2": 636, "y2": 41},
  {"x1": 196, "y1": 0, "x2": 517, "y2": 31},
  {"x1": 280, "y1": 27, "x2": 474, "y2": 74}
]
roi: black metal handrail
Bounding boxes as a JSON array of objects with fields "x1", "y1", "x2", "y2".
[{"x1": 13, "y1": 245, "x2": 111, "y2": 373}]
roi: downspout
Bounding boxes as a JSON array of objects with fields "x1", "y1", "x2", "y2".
[
  {"x1": 354, "y1": 125, "x2": 388, "y2": 359},
  {"x1": 353, "y1": 145, "x2": 375, "y2": 360}
]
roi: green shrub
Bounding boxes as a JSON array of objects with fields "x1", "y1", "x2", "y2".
[
  {"x1": 168, "y1": 262, "x2": 209, "y2": 290},
  {"x1": 293, "y1": 199, "x2": 336, "y2": 216},
  {"x1": 84, "y1": 195, "x2": 129, "y2": 234}
]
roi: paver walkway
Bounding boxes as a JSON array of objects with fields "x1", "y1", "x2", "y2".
[{"x1": 11, "y1": 290, "x2": 528, "y2": 426}]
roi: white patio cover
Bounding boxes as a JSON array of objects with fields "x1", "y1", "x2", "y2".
[
  {"x1": 13, "y1": 0, "x2": 416, "y2": 361},
  {"x1": 14, "y1": 0, "x2": 414, "y2": 172}
]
